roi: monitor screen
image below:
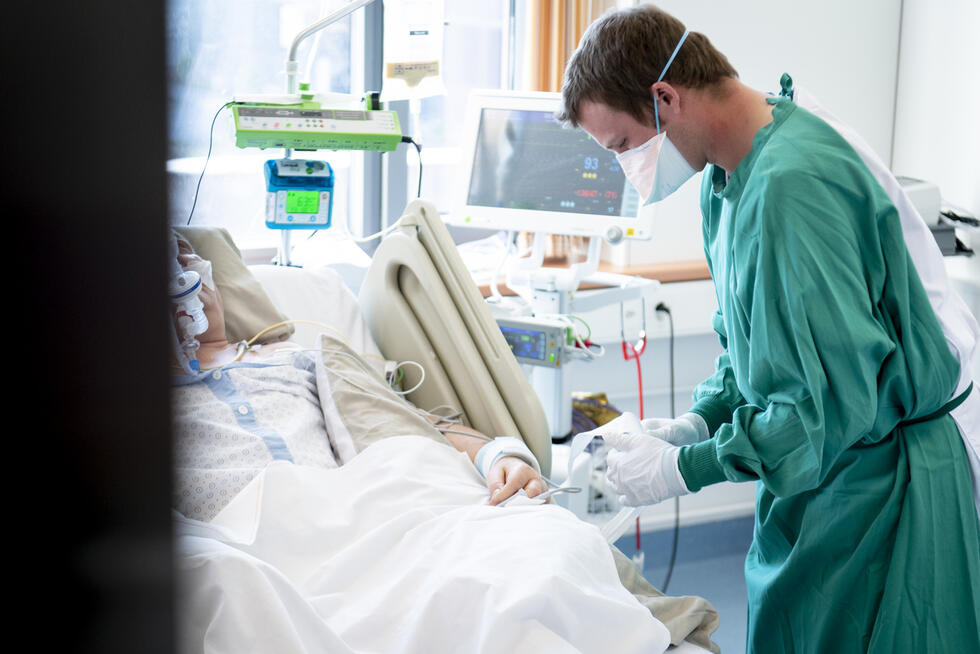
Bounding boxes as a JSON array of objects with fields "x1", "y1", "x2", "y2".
[
  {"x1": 467, "y1": 108, "x2": 627, "y2": 216},
  {"x1": 451, "y1": 90, "x2": 650, "y2": 240},
  {"x1": 285, "y1": 190, "x2": 320, "y2": 214},
  {"x1": 499, "y1": 325, "x2": 547, "y2": 361}
]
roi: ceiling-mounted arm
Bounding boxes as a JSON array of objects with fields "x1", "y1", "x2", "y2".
[{"x1": 286, "y1": 0, "x2": 379, "y2": 94}]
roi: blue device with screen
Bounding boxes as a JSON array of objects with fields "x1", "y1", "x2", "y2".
[{"x1": 264, "y1": 158, "x2": 334, "y2": 230}]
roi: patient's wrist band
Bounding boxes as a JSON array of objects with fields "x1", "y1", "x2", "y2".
[{"x1": 475, "y1": 437, "x2": 540, "y2": 478}]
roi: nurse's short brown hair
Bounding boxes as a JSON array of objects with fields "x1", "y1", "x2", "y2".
[{"x1": 556, "y1": 4, "x2": 738, "y2": 128}]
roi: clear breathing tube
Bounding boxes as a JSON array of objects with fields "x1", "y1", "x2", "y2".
[
  {"x1": 170, "y1": 269, "x2": 209, "y2": 372},
  {"x1": 169, "y1": 231, "x2": 209, "y2": 373}
]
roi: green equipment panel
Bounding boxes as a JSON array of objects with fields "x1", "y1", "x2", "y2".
[{"x1": 233, "y1": 105, "x2": 402, "y2": 152}]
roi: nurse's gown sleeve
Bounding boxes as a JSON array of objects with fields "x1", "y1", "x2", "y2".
[
  {"x1": 690, "y1": 311, "x2": 747, "y2": 433},
  {"x1": 679, "y1": 169, "x2": 910, "y2": 497}
]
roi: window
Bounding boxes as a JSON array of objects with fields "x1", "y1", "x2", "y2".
[
  {"x1": 405, "y1": 3, "x2": 510, "y2": 217},
  {"x1": 166, "y1": 0, "x2": 357, "y2": 255},
  {"x1": 166, "y1": 0, "x2": 516, "y2": 259}
]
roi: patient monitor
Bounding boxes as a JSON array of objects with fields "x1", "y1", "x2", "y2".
[
  {"x1": 449, "y1": 89, "x2": 649, "y2": 243},
  {"x1": 444, "y1": 91, "x2": 662, "y2": 438}
]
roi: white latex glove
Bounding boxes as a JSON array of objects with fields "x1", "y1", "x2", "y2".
[
  {"x1": 604, "y1": 426, "x2": 690, "y2": 507},
  {"x1": 640, "y1": 412, "x2": 710, "y2": 446},
  {"x1": 583, "y1": 411, "x2": 646, "y2": 441}
]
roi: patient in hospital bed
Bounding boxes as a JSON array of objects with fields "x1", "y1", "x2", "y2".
[
  {"x1": 171, "y1": 228, "x2": 719, "y2": 654},
  {"x1": 171, "y1": 234, "x2": 545, "y2": 523}
]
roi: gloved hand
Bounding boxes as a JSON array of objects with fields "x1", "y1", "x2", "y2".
[
  {"x1": 640, "y1": 412, "x2": 710, "y2": 446},
  {"x1": 583, "y1": 410, "x2": 646, "y2": 442},
  {"x1": 603, "y1": 422, "x2": 691, "y2": 507}
]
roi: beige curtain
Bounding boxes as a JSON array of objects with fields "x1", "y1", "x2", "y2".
[
  {"x1": 525, "y1": 0, "x2": 618, "y2": 93},
  {"x1": 522, "y1": 0, "x2": 619, "y2": 262}
]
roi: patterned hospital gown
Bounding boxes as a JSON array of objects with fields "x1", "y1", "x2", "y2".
[{"x1": 172, "y1": 350, "x2": 340, "y2": 522}]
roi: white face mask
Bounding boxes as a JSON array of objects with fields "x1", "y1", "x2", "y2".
[
  {"x1": 614, "y1": 29, "x2": 697, "y2": 204},
  {"x1": 616, "y1": 131, "x2": 696, "y2": 204},
  {"x1": 182, "y1": 258, "x2": 215, "y2": 291}
]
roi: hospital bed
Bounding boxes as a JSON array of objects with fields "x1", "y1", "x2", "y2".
[{"x1": 172, "y1": 202, "x2": 719, "y2": 654}]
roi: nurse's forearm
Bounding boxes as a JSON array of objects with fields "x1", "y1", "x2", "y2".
[
  {"x1": 689, "y1": 397, "x2": 732, "y2": 437},
  {"x1": 690, "y1": 362, "x2": 746, "y2": 434},
  {"x1": 677, "y1": 439, "x2": 728, "y2": 492}
]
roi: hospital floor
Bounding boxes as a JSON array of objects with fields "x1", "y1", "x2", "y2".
[{"x1": 613, "y1": 515, "x2": 754, "y2": 654}]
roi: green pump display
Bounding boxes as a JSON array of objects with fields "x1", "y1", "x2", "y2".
[{"x1": 264, "y1": 158, "x2": 334, "y2": 230}]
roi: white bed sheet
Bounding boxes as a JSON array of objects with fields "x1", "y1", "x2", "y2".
[{"x1": 175, "y1": 435, "x2": 678, "y2": 654}]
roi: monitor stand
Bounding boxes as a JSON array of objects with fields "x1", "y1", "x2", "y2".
[{"x1": 502, "y1": 232, "x2": 661, "y2": 439}]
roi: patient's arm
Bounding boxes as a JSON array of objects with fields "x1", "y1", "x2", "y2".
[{"x1": 424, "y1": 417, "x2": 547, "y2": 505}]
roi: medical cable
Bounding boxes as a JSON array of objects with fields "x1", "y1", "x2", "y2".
[
  {"x1": 385, "y1": 360, "x2": 425, "y2": 395},
  {"x1": 547, "y1": 314, "x2": 604, "y2": 361},
  {"x1": 656, "y1": 302, "x2": 680, "y2": 594},
  {"x1": 195, "y1": 318, "x2": 386, "y2": 374},
  {"x1": 566, "y1": 314, "x2": 605, "y2": 359},
  {"x1": 186, "y1": 102, "x2": 233, "y2": 226},
  {"x1": 402, "y1": 135, "x2": 423, "y2": 198},
  {"x1": 566, "y1": 314, "x2": 591, "y2": 341},
  {"x1": 619, "y1": 300, "x2": 648, "y2": 563},
  {"x1": 189, "y1": 335, "x2": 427, "y2": 421},
  {"x1": 244, "y1": 319, "x2": 374, "y2": 356},
  {"x1": 342, "y1": 215, "x2": 405, "y2": 244},
  {"x1": 495, "y1": 485, "x2": 581, "y2": 507},
  {"x1": 416, "y1": 404, "x2": 465, "y2": 424},
  {"x1": 265, "y1": 341, "x2": 426, "y2": 403},
  {"x1": 337, "y1": 136, "x2": 421, "y2": 243},
  {"x1": 621, "y1": 300, "x2": 648, "y2": 418}
]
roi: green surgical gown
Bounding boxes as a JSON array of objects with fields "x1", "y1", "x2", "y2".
[{"x1": 676, "y1": 96, "x2": 980, "y2": 653}]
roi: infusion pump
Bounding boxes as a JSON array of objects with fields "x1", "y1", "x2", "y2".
[{"x1": 264, "y1": 158, "x2": 334, "y2": 229}]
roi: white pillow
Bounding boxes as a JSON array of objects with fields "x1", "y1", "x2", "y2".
[{"x1": 249, "y1": 264, "x2": 384, "y2": 371}]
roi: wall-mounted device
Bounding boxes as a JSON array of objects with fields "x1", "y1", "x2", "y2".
[{"x1": 264, "y1": 158, "x2": 334, "y2": 229}]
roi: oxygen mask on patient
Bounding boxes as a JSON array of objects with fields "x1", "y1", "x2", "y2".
[{"x1": 169, "y1": 237, "x2": 209, "y2": 373}]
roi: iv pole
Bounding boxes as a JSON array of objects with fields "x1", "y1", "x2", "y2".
[{"x1": 277, "y1": 0, "x2": 380, "y2": 266}]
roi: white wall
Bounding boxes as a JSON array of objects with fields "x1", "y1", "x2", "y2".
[
  {"x1": 891, "y1": 0, "x2": 980, "y2": 333},
  {"x1": 892, "y1": 0, "x2": 980, "y2": 219},
  {"x1": 606, "y1": 0, "x2": 904, "y2": 266}
]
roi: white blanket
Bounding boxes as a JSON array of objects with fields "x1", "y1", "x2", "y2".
[{"x1": 175, "y1": 436, "x2": 672, "y2": 654}]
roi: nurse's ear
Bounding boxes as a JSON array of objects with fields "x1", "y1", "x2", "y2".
[{"x1": 650, "y1": 81, "x2": 683, "y2": 118}]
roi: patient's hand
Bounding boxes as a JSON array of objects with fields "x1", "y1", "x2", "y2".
[{"x1": 487, "y1": 456, "x2": 548, "y2": 506}]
